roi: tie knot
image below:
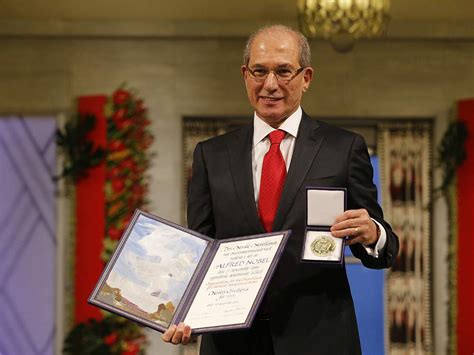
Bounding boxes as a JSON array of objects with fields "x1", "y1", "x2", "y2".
[{"x1": 268, "y1": 129, "x2": 286, "y2": 145}]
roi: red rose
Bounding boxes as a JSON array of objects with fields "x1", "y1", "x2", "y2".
[
  {"x1": 112, "y1": 180, "x2": 125, "y2": 193},
  {"x1": 107, "y1": 167, "x2": 121, "y2": 179},
  {"x1": 108, "y1": 140, "x2": 126, "y2": 152},
  {"x1": 108, "y1": 227, "x2": 122, "y2": 240},
  {"x1": 120, "y1": 159, "x2": 136, "y2": 171},
  {"x1": 104, "y1": 333, "x2": 118, "y2": 345},
  {"x1": 112, "y1": 108, "x2": 127, "y2": 121},
  {"x1": 113, "y1": 89, "x2": 131, "y2": 105},
  {"x1": 122, "y1": 341, "x2": 140, "y2": 355}
]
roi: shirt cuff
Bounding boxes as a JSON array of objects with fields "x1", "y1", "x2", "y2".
[{"x1": 362, "y1": 219, "x2": 387, "y2": 258}]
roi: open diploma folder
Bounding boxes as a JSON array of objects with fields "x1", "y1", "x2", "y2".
[{"x1": 88, "y1": 210, "x2": 290, "y2": 334}]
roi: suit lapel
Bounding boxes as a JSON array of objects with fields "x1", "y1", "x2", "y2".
[
  {"x1": 272, "y1": 114, "x2": 325, "y2": 231},
  {"x1": 227, "y1": 125, "x2": 266, "y2": 234}
]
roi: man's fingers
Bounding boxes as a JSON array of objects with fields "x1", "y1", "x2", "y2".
[
  {"x1": 332, "y1": 215, "x2": 366, "y2": 230},
  {"x1": 333, "y1": 209, "x2": 365, "y2": 223},
  {"x1": 162, "y1": 323, "x2": 193, "y2": 345},
  {"x1": 331, "y1": 228, "x2": 361, "y2": 239},
  {"x1": 181, "y1": 324, "x2": 192, "y2": 345},
  {"x1": 331, "y1": 222, "x2": 366, "y2": 237},
  {"x1": 331, "y1": 218, "x2": 364, "y2": 232},
  {"x1": 162, "y1": 324, "x2": 177, "y2": 342},
  {"x1": 171, "y1": 322, "x2": 185, "y2": 344}
]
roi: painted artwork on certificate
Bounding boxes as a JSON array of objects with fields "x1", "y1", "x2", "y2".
[{"x1": 96, "y1": 214, "x2": 209, "y2": 328}]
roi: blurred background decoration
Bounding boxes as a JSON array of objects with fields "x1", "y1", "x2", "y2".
[
  {"x1": 59, "y1": 86, "x2": 153, "y2": 354},
  {"x1": 298, "y1": 0, "x2": 391, "y2": 52}
]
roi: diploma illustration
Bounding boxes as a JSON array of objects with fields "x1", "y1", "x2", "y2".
[{"x1": 89, "y1": 209, "x2": 290, "y2": 333}]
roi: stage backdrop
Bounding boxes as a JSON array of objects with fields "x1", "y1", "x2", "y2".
[
  {"x1": 0, "y1": 116, "x2": 57, "y2": 355},
  {"x1": 378, "y1": 123, "x2": 433, "y2": 354}
]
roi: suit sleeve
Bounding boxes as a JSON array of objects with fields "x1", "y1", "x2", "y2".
[
  {"x1": 347, "y1": 134, "x2": 399, "y2": 269},
  {"x1": 187, "y1": 142, "x2": 216, "y2": 238}
]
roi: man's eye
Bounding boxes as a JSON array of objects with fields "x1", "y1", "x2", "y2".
[
  {"x1": 276, "y1": 69, "x2": 292, "y2": 77},
  {"x1": 252, "y1": 69, "x2": 268, "y2": 77}
]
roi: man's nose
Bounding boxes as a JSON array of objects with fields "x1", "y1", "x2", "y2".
[{"x1": 262, "y1": 72, "x2": 279, "y2": 92}]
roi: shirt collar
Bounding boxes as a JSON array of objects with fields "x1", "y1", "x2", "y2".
[{"x1": 253, "y1": 106, "x2": 302, "y2": 146}]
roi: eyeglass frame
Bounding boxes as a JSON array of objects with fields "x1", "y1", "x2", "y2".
[{"x1": 245, "y1": 65, "x2": 307, "y2": 83}]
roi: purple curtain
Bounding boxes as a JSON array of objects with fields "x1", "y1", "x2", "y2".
[{"x1": 0, "y1": 116, "x2": 57, "y2": 355}]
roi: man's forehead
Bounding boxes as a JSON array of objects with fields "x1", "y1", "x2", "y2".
[
  {"x1": 248, "y1": 31, "x2": 300, "y2": 65},
  {"x1": 252, "y1": 30, "x2": 298, "y2": 50}
]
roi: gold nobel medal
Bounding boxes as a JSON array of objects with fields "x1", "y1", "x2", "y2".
[{"x1": 311, "y1": 235, "x2": 336, "y2": 256}]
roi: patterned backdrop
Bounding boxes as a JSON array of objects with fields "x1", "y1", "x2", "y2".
[
  {"x1": 0, "y1": 116, "x2": 57, "y2": 355},
  {"x1": 378, "y1": 123, "x2": 433, "y2": 354}
]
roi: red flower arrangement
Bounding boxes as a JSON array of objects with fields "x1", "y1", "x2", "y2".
[
  {"x1": 103, "y1": 86, "x2": 154, "y2": 261},
  {"x1": 64, "y1": 316, "x2": 148, "y2": 354},
  {"x1": 63, "y1": 86, "x2": 154, "y2": 354}
]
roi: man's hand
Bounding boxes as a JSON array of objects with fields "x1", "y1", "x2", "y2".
[
  {"x1": 330, "y1": 209, "x2": 379, "y2": 246},
  {"x1": 162, "y1": 322, "x2": 193, "y2": 345}
]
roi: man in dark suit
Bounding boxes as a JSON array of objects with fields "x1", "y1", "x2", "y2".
[{"x1": 163, "y1": 24, "x2": 399, "y2": 355}]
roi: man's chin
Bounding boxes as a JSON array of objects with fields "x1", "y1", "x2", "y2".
[{"x1": 256, "y1": 110, "x2": 288, "y2": 127}]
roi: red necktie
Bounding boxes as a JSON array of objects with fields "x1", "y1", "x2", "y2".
[{"x1": 258, "y1": 129, "x2": 287, "y2": 232}]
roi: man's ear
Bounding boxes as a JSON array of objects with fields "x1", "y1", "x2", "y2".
[
  {"x1": 303, "y1": 66, "x2": 314, "y2": 86},
  {"x1": 241, "y1": 65, "x2": 247, "y2": 78}
]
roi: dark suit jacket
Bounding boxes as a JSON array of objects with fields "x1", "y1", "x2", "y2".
[{"x1": 187, "y1": 113, "x2": 399, "y2": 355}]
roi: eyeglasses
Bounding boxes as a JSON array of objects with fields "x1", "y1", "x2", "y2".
[{"x1": 246, "y1": 66, "x2": 306, "y2": 83}]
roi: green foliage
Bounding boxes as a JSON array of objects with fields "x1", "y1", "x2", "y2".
[
  {"x1": 101, "y1": 238, "x2": 118, "y2": 261},
  {"x1": 436, "y1": 121, "x2": 468, "y2": 194},
  {"x1": 435, "y1": 120, "x2": 468, "y2": 355},
  {"x1": 63, "y1": 315, "x2": 146, "y2": 355},
  {"x1": 56, "y1": 114, "x2": 106, "y2": 182},
  {"x1": 63, "y1": 318, "x2": 111, "y2": 355}
]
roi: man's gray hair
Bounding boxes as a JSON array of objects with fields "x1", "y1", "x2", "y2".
[{"x1": 243, "y1": 25, "x2": 311, "y2": 67}]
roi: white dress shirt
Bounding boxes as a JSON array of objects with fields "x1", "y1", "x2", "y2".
[{"x1": 251, "y1": 106, "x2": 386, "y2": 257}]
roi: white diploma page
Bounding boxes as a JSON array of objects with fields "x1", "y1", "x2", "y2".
[{"x1": 183, "y1": 234, "x2": 285, "y2": 330}]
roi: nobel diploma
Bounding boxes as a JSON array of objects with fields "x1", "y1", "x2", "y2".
[{"x1": 89, "y1": 209, "x2": 290, "y2": 334}]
